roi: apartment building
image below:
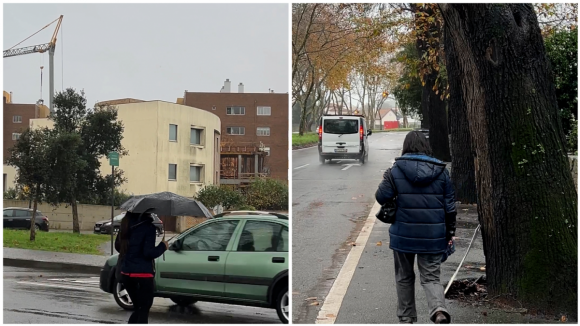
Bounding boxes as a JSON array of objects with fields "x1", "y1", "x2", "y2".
[
  {"x1": 29, "y1": 100, "x2": 221, "y2": 198},
  {"x1": 182, "y1": 79, "x2": 288, "y2": 184},
  {"x1": 3, "y1": 91, "x2": 49, "y2": 191}
]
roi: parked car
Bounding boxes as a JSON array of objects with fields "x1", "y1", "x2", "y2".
[
  {"x1": 99, "y1": 212, "x2": 289, "y2": 323},
  {"x1": 318, "y1": 114, "x2": 372, "y2": 164},
  {"x1": 415, "y1": 128, "x2": 429, "y2": 139},
  {"x1": 3, "y1": 207, "x2": 49, "y2": 232},
  {"x1": 94, "y1": 212, "x2": 164, "y2": 236}
]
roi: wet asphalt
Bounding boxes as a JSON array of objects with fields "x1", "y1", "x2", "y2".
[
  {"x1": 4, "y1": 266, "x2": 280, "y2": 324},
  {"x1": 291, "y1": 132, "x2": 407, "y2": 323}
]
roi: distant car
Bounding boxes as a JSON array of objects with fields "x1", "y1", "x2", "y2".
[
  {"x1": 3, "y1": 207, "x2": 49, "y2": 232},
  {"x1": 94, "y1": 212, "x2": 164, "y2": 236},
  {"x1": 415, "y1": 128, "x2": 429, "y2": 139},
  {"x1": 317, "y1": 114, "x2": 372, "y2": 164},
  {"x1": 99, "y1": 211, "x2": 289, "y2": 323}
]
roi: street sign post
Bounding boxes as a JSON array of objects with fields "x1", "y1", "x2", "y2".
[{"x1": 108, "y1": 152, "x2": 119, "y2": 255}]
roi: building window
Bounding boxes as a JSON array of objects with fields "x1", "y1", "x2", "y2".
[
  {"x1": 168, "y1": 164, "x2": 177, "y2": 180},
  {"x1": 169, "y1": 124, "x2": 178, "y2": 141},
  {"x1": 226, "y1": 127, "x2": 245, "y2": 135},
  {"x1": 263, "y1": 147, "x2": 271, "y2": 156},
  {"x1": 190, "y1": 128, "x2": 203, "y2": 145},
  {"x1": 12, "y1": 133, "x2": 21, "y2": 140},
  {"x1": 257, "y1": 106, "x2": 271, "y2": 116},
  {"x1": 226, "y1": 106, "x2": 245, "y2": 115},
  {"x1": 13, "y1": 116, "x2": 22, "y2": 123},
  {"x1": 212, "y1": 106, "x2": 216, "y2": 110},
  {"x1": 257, "y1": 127, "x2": 270, "y2": 136},
  {"x1": 190, "y1": 165, "x2": 202, "y2": 182}
]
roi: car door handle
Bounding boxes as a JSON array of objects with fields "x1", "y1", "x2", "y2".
[
  {"x1": 208, "y1": 256, "x2": 220, "y2": 262},
  {"x1": 272, "y1": 257, "x2": 285, "y2": 263}
]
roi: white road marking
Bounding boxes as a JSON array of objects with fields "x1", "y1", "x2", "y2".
[
  {"x1": 341, "y1": 164, "x2": 360, "y2": 171},
  {"x1": 294, "y1": 164, "x2": 310, "y2": 170},
  {"x1": 315, "y1": 202, "x2": 381, "y2": 324}
]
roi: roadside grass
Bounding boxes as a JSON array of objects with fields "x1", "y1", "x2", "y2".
[
  {"x1": 3, "y1": 229, "x2": 110, "y2": 255},
  {"x1": 292, "y1": 132, "x2": 318, "y2": 147},
  {"x1": 371, "y1": 128, "x2": 414, "y2": 132}
]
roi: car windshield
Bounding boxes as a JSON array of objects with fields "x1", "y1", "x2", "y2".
[
  {"x1": 113, "y1": 214, "x2": 125, "y2": 221},
  {"x1": 323, "y1": 119, "x2": 358, "y2": 134}
]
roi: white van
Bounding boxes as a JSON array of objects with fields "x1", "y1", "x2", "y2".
[{"x1": 317, "y1": 115, "x2": 371, "y2": 164}]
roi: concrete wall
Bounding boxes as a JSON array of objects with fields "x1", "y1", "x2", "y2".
[{"x1": 3, "y1": 199, "x2": 123, "y2": 231}]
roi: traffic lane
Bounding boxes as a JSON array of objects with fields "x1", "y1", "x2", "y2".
[
  {"x1": 4, "y1": 267, "x2": 280, "y2": 324},
  {"x1": 291, "y1": 132, "x2": 406, "y2": 323},
  {"x1": 335, "y1": 210, "x2": 485, "y2": 323}
]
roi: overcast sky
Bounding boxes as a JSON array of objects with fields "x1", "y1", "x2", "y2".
[{"x1": 3, "y1": 3, "x2": 289, "y2": 107}]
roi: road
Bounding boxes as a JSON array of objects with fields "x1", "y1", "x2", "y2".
[
  {"x1": 4, "y1": 266, "x2": 280, "y2": 324},
  {"x1": 291, "y1": 132, "x2": 407, "y2": 323}
]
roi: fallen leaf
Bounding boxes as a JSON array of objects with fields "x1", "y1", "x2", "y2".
[
  {"x1": 464, "y1": 265, "x2": 474, "y2": 269},
  {"x1": 561, "y1": 315, "x2": 567, "y2": 322},
  {"x1": 376, "y1": 241, "x2": 382, "y2": 246},
  {"x1": 310, "y1": 301, "x2": 320, "y2": 306},
  {"x1": 359, "y1": 195, "x2": 364, "y2": 197},
  {"x1": 480, "y1": 266, "x2": 486, "y2": 271},
  {"x1": 292, "y1": 292, "x2": 299, "y2": 295},
  {"x1": 351, "y1": 197, "x2": 357, "y2": 200},
  {"x1": 305, "y1": 297, "x2": 317, "y2": 301},
  {"x1": 326, "y1": 314, "x2": 336, "y2": 318}
]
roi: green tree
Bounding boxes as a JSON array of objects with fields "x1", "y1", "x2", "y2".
[
  {"x1": 544, "y1": 28, "x2": 578, "y2": 153},
  {"x1": 6, "y1": 128, "x2": 53, "y2": 241},
  {"x1": 195, "y1": 185, "x2": 245, "y2": 211},
  {"x1": 392, "y1": 43, "x2": 423, "y2": 124},
  {"x1": 49, "y1": 88, "x2": 126, "y2": 233},
  {"x1": 246, "y1": 178, "x2": 289, "y2": 211}
]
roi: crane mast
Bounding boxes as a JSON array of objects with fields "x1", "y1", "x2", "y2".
[{"x1": 3, "y1": 15, "x2": 63, "y2": 113}]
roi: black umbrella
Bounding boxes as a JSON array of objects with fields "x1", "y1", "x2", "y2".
[
  {"x1": 120, "y1": 192, "x2": 212, "y2": 218},
  {"x1": 120, "y1": 192, "x2": 213, "y2": 261}
]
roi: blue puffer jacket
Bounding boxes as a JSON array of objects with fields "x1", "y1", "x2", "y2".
[
  {"x1": 375, "y1": 153, "x2": 456, "y2": 254},
  {"x1": 115, "y1": 215, "x2": 166, "y2": 275}
]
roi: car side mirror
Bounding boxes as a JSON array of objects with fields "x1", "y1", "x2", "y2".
[
  {"x1": 367, "y1": 130, "x2": 372, "y2": 136},
  {"x1": 170, "y1": 241, "x2": 182, "y2": 252}
]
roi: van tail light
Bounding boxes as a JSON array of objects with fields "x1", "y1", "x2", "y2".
[
  {"x1": 318, "y1": 125, "x2": 322, "y2": 140},
  {"x1": 360, "y1": 125, "x2": 364, "y2": 141}
]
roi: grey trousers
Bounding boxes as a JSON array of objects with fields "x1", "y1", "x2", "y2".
[{"x1": 393, "y1": 250, "x2": 450, "y2": 323}]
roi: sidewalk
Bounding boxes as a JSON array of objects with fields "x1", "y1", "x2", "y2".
[
  {"x1": 4, "y1": 247, "x2": 106, "y2": 274},
  {"x1": 331, "y1": 204, "x2": 568, "y2": 324}
]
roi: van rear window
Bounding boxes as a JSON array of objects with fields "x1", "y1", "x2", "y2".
[{"x1": 323, "y1": 119, "x2": 358, "y2": 134}]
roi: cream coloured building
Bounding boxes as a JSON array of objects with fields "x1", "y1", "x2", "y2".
[{"x1": 28, "y1": 100, "x2": 221, "y2": 198}]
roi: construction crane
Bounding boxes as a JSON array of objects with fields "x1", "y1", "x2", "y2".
[{"x1": 3, "y1": 15, "x2": 63, "y2": 113}]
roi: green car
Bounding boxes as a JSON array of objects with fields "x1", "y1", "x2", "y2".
[{"x1": 99, "y1": 212, "x2": 289, "y2": 323}]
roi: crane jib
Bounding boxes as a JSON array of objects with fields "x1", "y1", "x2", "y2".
[{"x1": 3, "y1": 43, "x2": 52, "y2": 58}]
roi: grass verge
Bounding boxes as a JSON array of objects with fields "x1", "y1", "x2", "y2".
[
  {"x1": 292, "y1": 132, "x2": 318, "y2": 147},
  {"x1": 4, "y1": 229, "x2": 110, "y2": 255}
]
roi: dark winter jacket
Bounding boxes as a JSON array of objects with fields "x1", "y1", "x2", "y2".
[
  {"x1": 375, "y1": 153, "x2": 457, "y2": 254},
  {"x1": 115, "y1": 214, "x2": 166, "y2": 275}
]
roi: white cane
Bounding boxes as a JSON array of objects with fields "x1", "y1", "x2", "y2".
[{"x1": 444, "y1": 224, "x2": 481, "y2": 295}]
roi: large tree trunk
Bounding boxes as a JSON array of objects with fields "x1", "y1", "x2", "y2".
[
  {"x1": 29, "y1": 184, "x2": 40, "y2": 241},
  {"x1": 444, "y1": 23, "x2": 478, "y2": 204},
  {"x1": 413, "y1": 4, "x2": 451, "y2": 161},
  {"x1": 440, "y1": 4, "x2": 577, "y2": 316},
  {"x1": 72, "y1": 198, "x2": 80, "y2": 234}
]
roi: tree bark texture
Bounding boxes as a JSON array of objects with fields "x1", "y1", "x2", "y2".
[
  {"x1": 72, "y1": 199, "x2": 80, "y2": 234},
  {"x1": 29, "y1": 185, "x2": 39, "y2": 241},
  {"x1": 444, "y1": 24, "x2": 478, "y2": 204},
  {"x1": 440, "y1": 4, "x2": 577, "y2": 315},
  {"x1": 413, "y1": 4, "x2": 451, "y2": 161}
]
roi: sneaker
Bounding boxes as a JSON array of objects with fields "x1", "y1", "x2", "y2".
[
  {"x1": 434, "y1": 312, "x2": 449, "y2": 324},
  {"x1": 399, "y1": 317, "x2": 414, "y2": 324}
]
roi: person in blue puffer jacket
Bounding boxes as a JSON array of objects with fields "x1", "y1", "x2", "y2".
[{"x1": 375, "y1": 131, "x2": 456, "y2": 324}]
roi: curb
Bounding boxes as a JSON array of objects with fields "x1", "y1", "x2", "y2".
[{"x1": 4, "y1": 258, "x2": 103, "y2": 274}]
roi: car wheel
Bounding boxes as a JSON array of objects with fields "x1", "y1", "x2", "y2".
[
  {"x1": 360, "y1": 151, "x2": 366, "y2": 164},
  {"x1": 319, "y1": 156, "x2": 325, "y2": 164},
  {"x1": 170, "y1": 297, "x2": 197, "y2": 306},
  {"x1": 113, "y1": 279, "x2": 134, "y2": 310},
  {"x1": 275, "y1": 286, "x2": 289, "y2": 324}
]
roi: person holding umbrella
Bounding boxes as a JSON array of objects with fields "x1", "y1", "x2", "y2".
[{"x1": 115, "y1": 210, "x2": 168, "y2": 324}]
